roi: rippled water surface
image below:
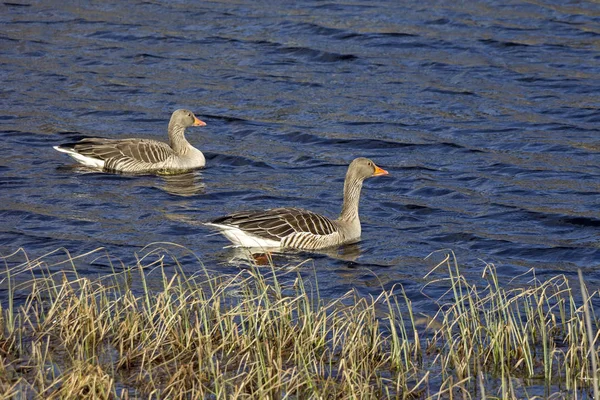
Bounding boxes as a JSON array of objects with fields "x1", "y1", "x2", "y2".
[{"x1": 1, "y1": 0, "x2": 599, "y2": 324}]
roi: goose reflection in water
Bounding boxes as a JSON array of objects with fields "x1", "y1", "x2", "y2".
[
  {"x1": 221, "y1": 241, "x2": 363, "y2": 267},
  {"x1": 157, "y1": 171, "x2": 205, "y2": 197},
  {"x1": 55, "y1": 165, "x2": 205, "y2": 197}
]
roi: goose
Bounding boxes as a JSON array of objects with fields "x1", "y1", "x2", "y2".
[
  {"x1": 206, "y1": 157, "x2": 388, "y2": 250},
  {"x1": 54, "y1": 109, "x2": 207, "y2": 174}
]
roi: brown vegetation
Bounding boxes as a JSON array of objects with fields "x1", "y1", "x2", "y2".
[{"x1": 0, "y1": 246, "x2": 597, "y2": 399}]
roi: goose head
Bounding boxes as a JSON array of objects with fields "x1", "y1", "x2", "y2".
[
  {"x1": 170, "y1": 109, "x2": 206, "y2": 128},
  {"x1": 347, "y1": 157, "x2": 388, "y2": 181}
]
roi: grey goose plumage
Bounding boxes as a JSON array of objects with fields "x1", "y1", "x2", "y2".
[
  {"x1": 54, "y1": 109, "x2": 207, "y2": 174},
  {"x1": 206, "y1": 157, "x2": 389, "y2": 250}
]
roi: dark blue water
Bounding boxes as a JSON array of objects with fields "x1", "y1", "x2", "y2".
[{"x1": 1, "y1": 0, "x2": 599, "y2": 326}]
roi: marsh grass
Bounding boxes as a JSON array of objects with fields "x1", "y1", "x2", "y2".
[{"x1": 0, "y1": 246, "x2": 598, "y2": 399}]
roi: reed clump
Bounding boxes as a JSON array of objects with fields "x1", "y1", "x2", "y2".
[{"x1": 0, "y1": 246, "x2": 597, "y2": 399}]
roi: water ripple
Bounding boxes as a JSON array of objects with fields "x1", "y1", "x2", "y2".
[{"x1": 0, "y1": 0, "x2": 598, "y2": 331}]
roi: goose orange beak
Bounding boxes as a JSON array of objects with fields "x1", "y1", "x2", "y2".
[
  {"x1": 373, "y1": 165, "x2": 388, "y2": 176},
  {"x1": 193, "y1": 116, "x2": 207, "y2": 127}
]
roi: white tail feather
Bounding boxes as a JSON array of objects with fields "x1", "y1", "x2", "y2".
[
  {"x1": 205, "y1": 223, "x2": 281, "y2": 248},
  {"x1": 53, "y1": 146, "x2": 105, "y2": 169}
]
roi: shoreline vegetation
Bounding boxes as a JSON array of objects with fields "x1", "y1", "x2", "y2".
[{"x1": 0, "y1": 245, "x2": 598, "y2": 399}]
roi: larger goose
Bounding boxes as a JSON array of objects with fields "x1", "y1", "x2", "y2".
[
  {"x1": 54, "y1": 109, "x2": 206, "y2": 174},
  {"x1": 206, "y1": 157, "x2": 388, "y2": 250}
]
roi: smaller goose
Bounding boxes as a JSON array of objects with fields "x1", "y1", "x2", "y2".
[
  {"x1": 206, "y1": 157, "x2": 388, "y2": 250},
  {"x1": 54, "y1": 109, "x2": 207, "y2": 174}
]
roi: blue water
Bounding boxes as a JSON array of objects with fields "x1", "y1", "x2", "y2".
[{"x1": 1, "y1": 0, "x2": 599, "y2": 359}]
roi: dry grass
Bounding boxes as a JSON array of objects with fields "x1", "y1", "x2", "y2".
[{"x1": 0, "y1": 246, "x2": 598, "y2": 399}]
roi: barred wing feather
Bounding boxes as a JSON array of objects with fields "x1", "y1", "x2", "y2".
[
  {"x1": 212, "y1": 207, "x2": 338, "y2": 242},
  {"x1": 68, "y1": 138, "x2": 173, "y2": 164}
]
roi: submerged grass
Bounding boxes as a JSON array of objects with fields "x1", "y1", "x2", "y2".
[{"x1": 0, "y1": 246, "x2": 598, "y2": 399}]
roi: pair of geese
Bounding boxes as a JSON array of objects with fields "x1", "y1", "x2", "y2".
[{"x1": 55, "y1": 109, "x2": 389, "y2": 251}]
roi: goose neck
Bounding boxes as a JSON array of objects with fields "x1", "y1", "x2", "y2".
[
  {"x1": 339, "y1": 175, "x2": 364, "y2": 222},
  {"x1": 168, "y1": 123, "x2": 190, "y2": 154}
]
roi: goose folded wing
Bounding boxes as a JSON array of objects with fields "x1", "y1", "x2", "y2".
[
  {"x1": 213, "y1": 208, "x2": 337, "y2": 241},
  {"x1": 72, "y1": 138, "x2": 173, "y2": 163}
]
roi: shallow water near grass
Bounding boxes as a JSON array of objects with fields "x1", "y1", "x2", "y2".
[{"x1": 0, "y1": 0, "x2": 599, "y2": 380}]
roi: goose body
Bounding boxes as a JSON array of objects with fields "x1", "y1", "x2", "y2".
[
  {"x1": 206, "y1": 158, "x2": 388, "y2": 250},
  {"x1": 54, "y1": 109, "x2": 206, "y2": 174}
]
